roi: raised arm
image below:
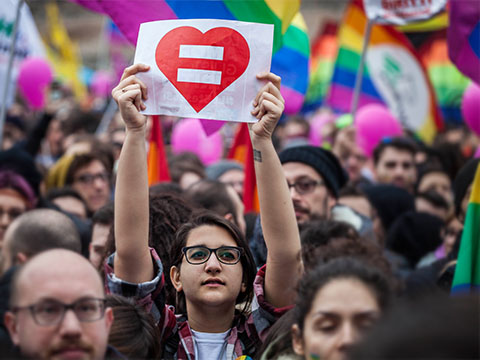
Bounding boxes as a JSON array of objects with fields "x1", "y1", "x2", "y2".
[
  {"x1": 111, "y1": 64, "x2": 154, "y2": 283},
  {"x1": 250, "y1": 73, "x2": 302, "y2": 308}
]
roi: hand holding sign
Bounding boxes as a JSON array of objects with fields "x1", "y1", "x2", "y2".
[
  {"x1": 134, "y1": 19, "x2": 274, "y2": 122},
  {"x1": 112, "y1": 63, "x2": 150, "y2": 132}
]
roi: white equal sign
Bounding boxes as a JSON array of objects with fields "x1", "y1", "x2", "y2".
[{"x1": 177, "y1": 45, "x2": 224, "y2": 85}]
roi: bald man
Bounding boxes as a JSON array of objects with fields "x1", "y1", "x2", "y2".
[{"x1": 4, "y1": 249, "x2": 116, "y2": 359}]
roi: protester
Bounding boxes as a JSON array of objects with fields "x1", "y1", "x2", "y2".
[
  {"x1": 89, "y1": 203, "x2": 114, "y2": 270},
  {"x1": 373, "y1": 137, "x2": 417, "y2": 192},
  {"x1": 0, "y1": 171, "x2": 36, "y2": 248},
  {"x1": 64, "y1": 152, "x2": 113, "y2": 215},
  {"x1": 108, "y1": 63, "x2": 301, "y2": 358},
  {"x1": 279, "y1": 145, "x2": 349, "y2": 224},
  {"x1": 169, "y1": 152, "x2": 206, "y2": 190},
  {"x1": 185, "y1": 179, "x2": 246, "y2": 235},
  {"x1": 45, "y1": 187, "x2": 89, "y2": 220},
  {"x1": 291, "y1": 258, "x2": 391, "y2": 360},
  {"x1": 4, "y1": 249, "x2": 117, "y2": 359},
  {"x1": 206, "y1": 160, "x2": 245, "y2": 199}
]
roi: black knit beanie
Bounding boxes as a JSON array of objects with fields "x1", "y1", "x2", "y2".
[
  {"x1": 453, "y1": 158, "x2": 480, "y2": 217},
  {"x1": 362, "y1": 184, "x2": 415, "y2": 232},
  {"x1": 386, "y1": 211, "x2": 444, "y2": 268},
  {"x1": 279, "y1": 145, "x2": 348, "y2": 198}
]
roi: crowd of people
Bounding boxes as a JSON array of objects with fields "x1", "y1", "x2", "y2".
[{"x1": 0, "y1": 59, "x2": 478, "y2": 360}]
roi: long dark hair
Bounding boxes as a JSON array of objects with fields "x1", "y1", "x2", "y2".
[{"x1": 170, "y1": 211, "x2": 256, "y2": 316}]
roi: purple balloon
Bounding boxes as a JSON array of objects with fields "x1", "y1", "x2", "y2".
[
  {"x1": 171, "y1": 118, "x2": 223, "y2": 165},
  {"x1": 461, "y1": 82, "x2": 480, "y2": 136},
  {"x1": 355, "y1": 104, "x2": 403, "y2": 158},
  {"x1": 17, "y1": 57, "x2": 53, "y2": 110}
]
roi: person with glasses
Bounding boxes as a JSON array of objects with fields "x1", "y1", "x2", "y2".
[
  {"x1": 65, "y1": 153, "x2": 112, "y2": 215},
  {"x1": 107, "y1": 63, "x2": 301, "y2": 359},
  {"x1": 4, "y1": 249, "x2": 119, "y2": 359},
  {"x1": 279, "y1": 145, "x2": 349, "y2": 225}
]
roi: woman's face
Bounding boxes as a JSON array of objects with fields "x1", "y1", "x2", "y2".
[
  {"x1": 293, "y1": 278, "x2": 380, "y2": 360},
  {"x1": 170, "y1": 225, "x2": 245, "y2": 310}
]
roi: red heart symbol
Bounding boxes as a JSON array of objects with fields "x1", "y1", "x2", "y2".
[{"x1": 155, "y1": 26, "x2": 250, "y2": 112}]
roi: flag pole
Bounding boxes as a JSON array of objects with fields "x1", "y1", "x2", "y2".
[
  {"x1": 0, "y1": 0, "x2": 25, "y2": 147},
  {"x1": 350, "y1": 19, "x2": 373, "y2": 116}
]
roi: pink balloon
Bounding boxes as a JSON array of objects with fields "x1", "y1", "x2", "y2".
[
  {"x1": 171, "y1": 118, "x2": 223, "y2": 165},
  {"x1": 308, "y1": 113, "x2": 335, "y2": 146},
  {"x1": 17, "y1": 57, "x2": 53, "y2": 110},
  {"x1": 461, "y1": 83, "x2": 480, "y2": 136},
  {"x1": 90, "y1": 70, "x2": 114, "y2": 98},
  {"x1": 355, "y1": 104, "x2": 403, "y2": 158}
]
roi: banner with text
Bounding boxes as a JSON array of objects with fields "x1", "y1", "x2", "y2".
[{"x1": 364, "y1": 0, "x2": 447, "y2": 25}]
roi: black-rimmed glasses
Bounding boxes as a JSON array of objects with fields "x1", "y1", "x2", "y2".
[
  {"x1": 182, "y1": 246, "x2": 243, "y2": 265},
  {"x1": 12, "y1": 297, "x2": 107, "y2": 326},
  {"x1": 287, "y1": 179, "x2": 324, "y2": 195}
]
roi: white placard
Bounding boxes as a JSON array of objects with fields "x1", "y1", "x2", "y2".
[
  {"x1": 134, "y1": 19, "x2": 274, "y2": 122},
  {"x1": 364, "y1": 0, "x2": 447, "y2": 25}
]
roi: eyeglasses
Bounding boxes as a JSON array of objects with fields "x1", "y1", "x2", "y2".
[
  {"x1": 12, "y1": 298, "x2": 107, "y2": 326},
  {"x1": 182, "y1": 246, "x2": 243, "y2": 265},
  {"x1": 0, "y1": 207, "x2": 24, "y2": 221},
  {"x1": 287, "y1": 179, "x2": 324, "y2": 195},
  {"x1": 74, "y1": 172, "x2": 109, "y2": 185}
]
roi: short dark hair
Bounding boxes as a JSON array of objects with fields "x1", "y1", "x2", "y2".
[
  {"x1": 170, "y1": 211, "x2": 256, "y2": 316},
  {"x1": 294, "y1": 257, "x2": 392, "y2": 335},
  {"x1": 185, "y1": 179, "x2": 237, "y2": 219},
  {"x1": 65, "y1": 152, "x2": 112, "y2": 186},
  {"x1": 105, "y1": 294, "x2": 161, "y2": 359},
  {"x1": 45, "y1": 187, "x2": 88, "y2": 213},
  {"x1": 168, "y1": 152, "x2": 205, "y2": 184},
  {"x1": 373, "y1": 137, "x2": 417, "y2": 165},
  {"x1": 6, "y1": 209, "x2": 81, "y2": 263},
  {"x1": 92, "y1": 202, "x2": 114, "y2": 226}
]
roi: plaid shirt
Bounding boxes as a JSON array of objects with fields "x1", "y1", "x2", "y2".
[{"x1": 105, "y1": 249, "x2": 291, "y2": 360}]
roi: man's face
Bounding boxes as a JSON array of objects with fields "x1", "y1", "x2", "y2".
[
  {"x1": 89, "y1": 224, "x2": 110, "y2": 270},
  {"x1": 375, "y1": 147, "x2": 416, "y2": 191},
  {"x1": 282, "y1": 162, "x2": 336, "y2": 224},
  {"x1": 5, "y1": 253, "x2": 113, "y2": 360},
  {"x1": 219, "y1": 169, "x2": 244, "y2": 200},
  {"x1": 71, "y1": 160, "x2": 110, "y2": 214},
  {"x1": 0, "y1": 189, "x2": 27, "y2": 247}
]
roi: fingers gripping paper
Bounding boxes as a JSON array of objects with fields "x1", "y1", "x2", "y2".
[{"x1": 135, "y1": 19, "x2": 274, "y2": 122}]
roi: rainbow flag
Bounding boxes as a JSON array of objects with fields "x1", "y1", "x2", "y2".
[
  {"x1": 419, "y1": 34, "x2": 471, "y2": 124},
  {"x1": 448, "y1": 0, "x2": 480, "y2": 84},
  {"x1": 302, "y1": 22, "x2": 338, "y2": 114},
  {"x1": 227, "y1": 123, "x2": 259, "y2": 213},
  {"x1": 68, "y1": 0, "x2": 309, "y2": 115},
  {"x1": 148, "y1": 115, "x2": 171, "y2": 185},
  {"x1": 451, "y1": 163, "x2": 480, "y2": 294},
  {"x1": 326, "y1": 0, "x2": 443, "y2": 143}
]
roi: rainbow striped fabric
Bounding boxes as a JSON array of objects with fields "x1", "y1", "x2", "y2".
[
  {"x1": 69, "y1": 0, "x2": 309, "y2": 114},
  {"x1": 419, "y1": 36, "x2": 471, "y2": 124},
  {"x1": 326, "y1": 0, "x2": 443, "y2": 143},
  {"x1": 451, "y1": 162, "x2": 480, "y2": 295},
  {"x1": 302, "y1": 22, "x2": 338, "y2": 114}
]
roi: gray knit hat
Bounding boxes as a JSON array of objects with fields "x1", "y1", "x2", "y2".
[
  {"x1": 206, "y1": 160, "x2": 243, "y2": 180},
  {"x1": 279, "y1": 145, "x2": 348, "y2": 198}
]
